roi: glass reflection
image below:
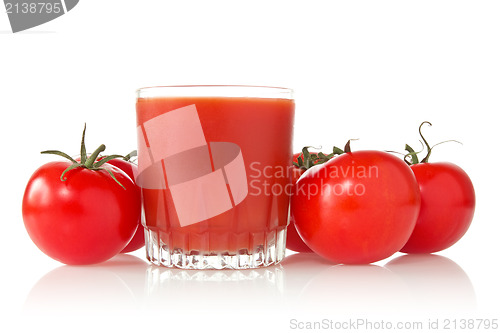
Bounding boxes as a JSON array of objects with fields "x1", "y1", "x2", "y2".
[
  {"x1": 23, "y1": 252, "x2": 476, "y2": 317},
  {"x1": 144, "y1": 264, "x2": 285, "y2": 313}
]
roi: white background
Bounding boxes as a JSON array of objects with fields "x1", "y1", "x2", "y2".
[{"x1": 1, "y1": 1, "x2": 499, "y2": 332}]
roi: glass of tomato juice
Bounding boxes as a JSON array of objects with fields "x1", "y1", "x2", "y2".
[{"x1": 135, "y1": 85, "x2": 294, "y2": 269}]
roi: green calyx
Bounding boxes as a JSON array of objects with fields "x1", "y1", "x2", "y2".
[
  {"x1": 41, "y1": 124, "x2": 127, "y2": 189},
  {"x1": 293, "y1": 140, "x2": 355, "y2": 170},
  {"x1": 404, "y1": 121, "x2": 462, "y2": 165},
  {"x1": 122, "y1": 150, "x2": 137, "y2": 162}
]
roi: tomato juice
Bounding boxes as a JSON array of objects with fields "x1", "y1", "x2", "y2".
[{"x1": 136, "y1": 87, "x2": 294, "y2": 268}]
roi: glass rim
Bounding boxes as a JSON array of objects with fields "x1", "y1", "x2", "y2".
[{"x1": 136, "y1": 85, "x2": 294, "y2": 99}]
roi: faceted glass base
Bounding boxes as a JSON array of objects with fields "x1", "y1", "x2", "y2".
[{"x1": 144, "y1": 228, "x2": 287, "y2": 269}]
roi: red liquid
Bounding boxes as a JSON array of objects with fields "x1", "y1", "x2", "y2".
[{"x1": 136, "y1": 97, "x2": 294, "y2": 254}]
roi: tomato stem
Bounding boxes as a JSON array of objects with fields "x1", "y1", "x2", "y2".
[
  {"x1": 343, "y1": 140, "x2": 352, "y2": 153},
  {"x1": 332, "y1": 146, "x2": 344, "y2": 155},
  {"x1": 60, "y1": 163, "x2": 82, "y2": 181},
  {"x1": 405, "y1": 144, "x2": 420, "y2": 164},
  {"x1": 84, "y1": 144, "x2": 106, "y2": 168},
  {"x1": 80, "y1": 123, "x2": 87, "y2": 165},
  {"x1": 41, "y1": 124, "x2": 127, "y2": 188},
  {"x1": 293, "y1": 142, "x2": 352, "y2": 170},
  {"x1": 343, "y1": 139, "x2": 360, "y2": 154},
  {"x1": 123, "y1": 150, "x2": 137, "y2": 162},
  {"x1": 41, "y1": 150, "x2": 78, "y2": 163},
  {"x1": 404, "y1": 121, "x2": 463, "y2": 165},
  {"x1": 419, "y1": 121, "x2": 433, "y2": 163}
]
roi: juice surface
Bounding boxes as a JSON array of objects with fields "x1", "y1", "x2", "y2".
[{"x1": 136, "y1": 96, "x2": 294, "y2": 253}]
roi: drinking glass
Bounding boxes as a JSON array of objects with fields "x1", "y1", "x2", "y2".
[{"x1": 135, "y1": 85, "x2": 294, "y2": 269}]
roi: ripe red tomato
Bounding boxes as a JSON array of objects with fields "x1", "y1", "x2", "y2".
[
  {"x1": 286, "y1": 152, "x2": 316, "y2": 253},
  {"x1": 399, "y1": 122, "x2": 475, "y2": 253},
  {"x1": 106, "y1": 158, "x2": 145, "y2": 253},
  {"x1": 400, "y1": 162, "x2": 475, "y2": 253},
  {"x1": 75, "y1": 152, "x2": 145, "y2": 253},
  {"x1": 291, "y1": 150, "x2": 421, "y2": 264},
  {"x1": 286, "y1": 213, "x2": 314, "y2": 253},
  {"x1": 23, "y1": 161, "x2": 141, "y2": 265}
]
